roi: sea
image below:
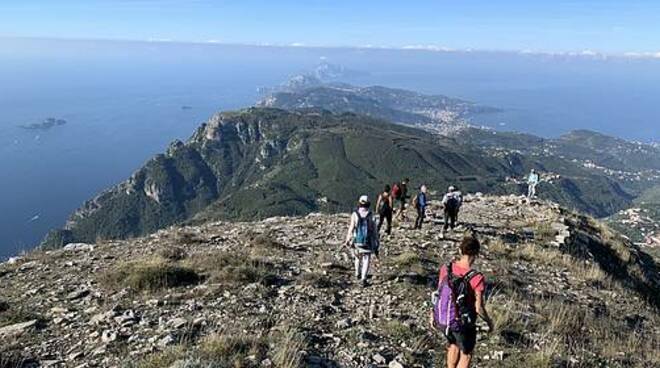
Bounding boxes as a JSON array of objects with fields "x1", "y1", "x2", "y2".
[{"x1": 1, "y1": 37, "x2": 659, "y2": 259}]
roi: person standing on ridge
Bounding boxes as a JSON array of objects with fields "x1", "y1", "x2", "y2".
[
  {"x1": 527, "y1": 169, "x2": 540, "y2": 198},
  {"x1": 376, "y1": 185, "x2": 394, "y2": 236},
  {"x1": 430, "y1": 236, "x2": 494, "y2": 368},
  {"x1": 344, "y1": 195, "x2": 379, "y2": 287},
  {"x1": 413, "y1": 185, "x2": 429, "y2": 229},
  {"x1": 394, "y1": 178, "x2": 410, "y2": 221},
  {"x1": 440, "y1": 186, "x2": 463, "y2": 239}
]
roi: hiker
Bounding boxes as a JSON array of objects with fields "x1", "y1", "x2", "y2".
[
  {"x1": 393, "y1": 178, "x2": 410, "y2": 220},
  {"x1": 376, "y1": 185, "x2": 394, "y2": 235},
  {"x1": 527, "y1": 169, "x2": 540, "y2": 198},
  {"x1": 344, "y1": 195, "x2": 380, "y2": 287},
  {"x1": 431, "y1": 236, "x2": 494, "y2": 368},
  {"x1": 440, "y1": 186, "x2": 463, "y2": 239},
  {"x1": 413, "y1": 185, "x2": 429, "y2": 229}
]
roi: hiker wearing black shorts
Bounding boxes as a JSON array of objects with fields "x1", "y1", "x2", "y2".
[
  {"x1": 441, "y1": 186, "x2": 462, "y2": 239},
  {"x1": 394, "y1": 178, "x2": 410, "y2": 221},
  {"x1": 376, "y1": 185, "x2": 393, "y2": 235},
  {"x1": 430, "y1": 236, "x2": 494, "y2": 368}
]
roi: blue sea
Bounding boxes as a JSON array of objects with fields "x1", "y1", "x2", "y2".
[{"x1": 1, "y1": 38, "x2": 659, "y2": 259}]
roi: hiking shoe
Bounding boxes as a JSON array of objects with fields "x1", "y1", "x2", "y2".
[
  {"x1": 439, "y1": 231, "x2": 445, "y2": 239},
  {"x1": 361, "y1": 279, "x2": 369, "y2": 288}
]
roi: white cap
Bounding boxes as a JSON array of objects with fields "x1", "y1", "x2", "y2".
[
  {"x1": 359, "y1": 195, "x2": 369, "y2": 204},
  {"x1": 448, "y1": 185, "x2": 456, "y2": 192}
]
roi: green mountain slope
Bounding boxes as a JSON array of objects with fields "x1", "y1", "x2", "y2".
[{"x1": 42, "y1": 108, "x2": 632, "y2": 247}]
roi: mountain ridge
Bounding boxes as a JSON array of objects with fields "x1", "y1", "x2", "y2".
[
  {"x1": 4, "y1": 195, "x2": 659, "y2": 367},
  {"x1": 41, "y1": 107, "x2": 637, "y2": 248}
]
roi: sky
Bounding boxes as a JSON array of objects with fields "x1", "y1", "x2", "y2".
[{"x1": 0, "y1": 0, "x2": 660, "y2": 55}]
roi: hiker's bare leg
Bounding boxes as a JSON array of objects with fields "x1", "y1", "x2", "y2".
[
  {"x1": 354, "y1": 256, "x2": 360, "y2": 278},
  {"x1": 457, "y1": 352, "x2": 472, "y2": 368},
  {"x1": 446, "y1": 344, "x2": 460, "y2": 368}
]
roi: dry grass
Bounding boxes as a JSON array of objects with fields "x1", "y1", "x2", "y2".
[
  {"x1": 134, "y1": 325, "x2": 307, "y2": 368},
  {"x1": 99, "y1": 257, "x2": 201, "y2": 292},
  {"x1": 382, "y1": 320, "x2": 416, "y2": 342},
  {"x1": 174, "y1": 230, "x2": 206, "y2": 246},
  {"x1": 572, "y1": 262, "x2": 608, "y2": 284},
  {"x1": 485, "y1": 237, "x2": 510, "y2": 255},
  {"x1": 512, "y1": 242, "x2": 609, "y2": 285},
  {"x1": 527, "y1": 220, "x2": 557, "y2": 242},
  {"x1": 503, "y1": 297, "x2": 660, "y2": 367},
  {"x1": 515, "y1": 243, "x2": 565, "y2": 264},
  {"x1": 298, "y1": 271, "x2": 334, "y2": 288},
  {"x1": 185, "y1": 252, "x2": 276, "y2": 286},
  {"x1": 135, "y1": 346, "x2": 187, "y2": 368},
  {"x1": 158, "y1": 246, "x2": 187, "y2": 261},
  {"x1": 489, "y1": 292, "x2": 524, "y2": 334},
  {"x1": 389, "y1": 251, "x2": 422, "y2": 268},
  {"x1": 251, "y1": 231, "x2": 284, "y2": 249},
  {"x1": 198, "y1": 331, "x2": 268, "y2": 367},
  {"x1": 271, "y1": 328, "x2": 306, "y2": 368}
]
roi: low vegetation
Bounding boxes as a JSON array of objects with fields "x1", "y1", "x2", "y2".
[
  {"x1": 99, "y1": 257, "x2": 201, "y2": 292},
  {"x1": 185, "y1": 252, "x2": 278, "y2": 286},
  {"x1": 134, "y1": 326, "x2": 306, "y2": 368}
]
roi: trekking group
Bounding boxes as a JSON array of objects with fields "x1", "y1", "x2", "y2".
[{"x1": 341, "y1": 176, "x2": 525, "y2": 368}]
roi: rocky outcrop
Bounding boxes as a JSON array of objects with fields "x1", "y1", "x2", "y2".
[{"x1": 5, "y1": 196, "x2": 658, "y2": 367}]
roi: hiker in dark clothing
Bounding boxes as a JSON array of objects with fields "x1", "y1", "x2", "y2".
[
  {"x1": 440, "y1": 186, "x2": 463, "y2": 239},
  {"x1": 394, "y1": 178, "x2": 410, "y2": 221},
  {"x1": 413, "y1": 185, "x2": 429, "y2": 229},
  {"x1": 376, "y1": 185, "x2": 393, "y2": 235}
]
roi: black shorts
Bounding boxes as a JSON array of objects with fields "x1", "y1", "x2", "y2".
[{"x1": 443, "y1": 325, "x2": 477, "y2": 354}]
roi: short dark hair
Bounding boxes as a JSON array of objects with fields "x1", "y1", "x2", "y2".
[
  {"x1": 460, "y1": 236, "x2": 481, "y2": 256},
  {"x1": 384, "y1": 184, "x2": 391, "y2": 192},
  {"x1": 404, "y1": 177, "x2": 410, "y2": 183}
]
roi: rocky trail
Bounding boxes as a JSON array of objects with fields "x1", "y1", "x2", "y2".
[{"x1": 1, "y1": 195, "x2": 658, "y2": 368}]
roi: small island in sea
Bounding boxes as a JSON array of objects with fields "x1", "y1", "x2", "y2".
[
  {"x1": 181, "y1": 105, "x2": 193, "y2": 110},
  {"x1": 19, "y1": 117, "x2": 67, "y2": 130}
]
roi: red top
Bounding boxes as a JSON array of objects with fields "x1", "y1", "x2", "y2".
[{"x1": 439, "y1": 262, "x2": 485, "y2": 309}]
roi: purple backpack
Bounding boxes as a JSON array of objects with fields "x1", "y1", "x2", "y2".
[{"x1": 433, "y1": 262, "x2": 479, "y2": 334}]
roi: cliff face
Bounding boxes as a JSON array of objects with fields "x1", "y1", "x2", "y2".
[
  {"x1": 41, "y1": 108, "x2": 637, "y2": 249},
  {"x1": 2, "y1": 196, "x2": 658, "y2": 367}
]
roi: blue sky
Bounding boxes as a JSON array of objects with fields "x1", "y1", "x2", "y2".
[{"x1": 1, "y1": 0, "x2": 659, "y2": 54}]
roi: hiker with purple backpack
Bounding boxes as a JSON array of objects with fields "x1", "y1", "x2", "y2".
[{"x1": 431, "y1": 236, "x2": 494, "y2": 368}]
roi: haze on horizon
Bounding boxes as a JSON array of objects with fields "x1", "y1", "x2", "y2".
[{"x1": 2, "y1": 0, "x2": 660, "y2": 56}]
